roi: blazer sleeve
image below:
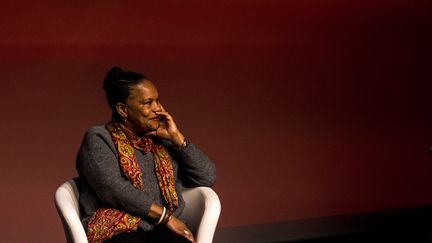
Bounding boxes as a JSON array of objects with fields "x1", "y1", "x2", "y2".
[
  {"x1": 172, "y1": 143, "x2": 217, "y2": 188},
  {"x1": 76, "y1": 127, "x2": 153, "y2": 219}
]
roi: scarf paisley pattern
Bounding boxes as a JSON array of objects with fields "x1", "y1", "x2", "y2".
[{"x1": 86, "y1": 121, "x2": 178, "y2": 242}]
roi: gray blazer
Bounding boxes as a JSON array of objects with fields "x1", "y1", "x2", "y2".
[{"x1": 76, "y1": 126, "x2": 216, "y2": 231}]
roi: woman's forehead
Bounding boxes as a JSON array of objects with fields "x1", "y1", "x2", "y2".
[{"x1": 128, "y1": 81, "x2": 158, "y2": 99}]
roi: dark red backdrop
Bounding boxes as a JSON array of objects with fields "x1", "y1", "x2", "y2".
[{"x1": 1, "y1": 1, "x2": 432, "y2": 242}]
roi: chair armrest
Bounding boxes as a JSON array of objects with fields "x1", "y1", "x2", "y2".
[
  {"x1": 182, "y1": 187, "x2": 221, "y2": 243},
  {"x1": 55, "y1": 180, "x2": 88, "y2": 243}
]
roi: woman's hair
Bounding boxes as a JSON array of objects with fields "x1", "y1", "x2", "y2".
[{"x1": 103, "y1": 67, "x2": 148, "y2": 120}]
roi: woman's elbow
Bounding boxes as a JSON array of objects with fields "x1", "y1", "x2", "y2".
[
  {"x1": 197, "y1": 169, "x2": 217, "y2": 187},
  {"x1": 206, "y1": 172, "x2": 216, "y2": 187}
]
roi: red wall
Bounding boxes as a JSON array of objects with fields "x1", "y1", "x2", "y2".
[{"x1": 1, "y1": 1, "x2": 432, "y2": 242}]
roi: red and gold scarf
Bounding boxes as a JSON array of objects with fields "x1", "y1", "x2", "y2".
[{"x1": 86, "y1": 121, "x2": 178, "y2": 242}]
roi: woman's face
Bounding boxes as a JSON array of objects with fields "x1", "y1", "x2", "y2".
[{"x1": 119, "y1": 80, "x2": 162, "y2": 133}]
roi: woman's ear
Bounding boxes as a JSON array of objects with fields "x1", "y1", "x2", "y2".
[{"x1": 116, "y1": 103, "x2": 128, "y2": 118}]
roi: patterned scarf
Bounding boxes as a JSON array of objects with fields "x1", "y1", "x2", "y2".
[{"x1": 86, "y1": 121, "x2": 178, "y2": 242}]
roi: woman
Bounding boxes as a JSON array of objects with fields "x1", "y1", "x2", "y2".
[{"x1": 76, "y1": 67, "x2": 216, "y2": 243}]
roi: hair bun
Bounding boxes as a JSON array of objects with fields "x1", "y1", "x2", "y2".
[
  {"x1": 103, "y1": 66, "x2": 123, "y2": 90},
  {"x1": 107, "y1": 66, "x2": 123, "y2": 80}
]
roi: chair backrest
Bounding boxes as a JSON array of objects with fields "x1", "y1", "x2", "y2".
[{"x1": 55, "y1": 179, "x2": 88, "y2": 243}]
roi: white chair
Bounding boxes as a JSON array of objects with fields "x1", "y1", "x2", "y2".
[{"x1": 55, "y1": 178, "x2": 221, "y2": 243}]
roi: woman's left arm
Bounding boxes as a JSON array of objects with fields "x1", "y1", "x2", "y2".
[
  {"x1": 173, "y1": 143, "x2": 216, "y2": 187},
  {"x1": 145, "y1": 105, "x2": 216, "y2": 187}
]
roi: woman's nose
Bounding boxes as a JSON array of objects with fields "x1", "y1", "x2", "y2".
[{"x1": 154, "y1": 103, "x2": 162, "y2": 112}]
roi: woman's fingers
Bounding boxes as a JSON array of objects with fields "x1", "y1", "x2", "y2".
[
  {"x1": 156, "y1": 111, "x2": 178, "y2": 132},
  {"x1": 179, "y1": 227, "x2": 195, "y2": 242},
  {"x1": 156, "y1": 111, "x2": 172, "y2": 121},
  {"x1": 183, "y1": 229, "x2": 195, "y2": 242},
  {"x1": 152, "y1": 106, "x2": 184, "y2": 145},
  {"x1": 166, "y1": 216, "x2": 196, "y2": 242}
]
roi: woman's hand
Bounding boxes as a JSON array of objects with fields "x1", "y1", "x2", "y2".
[
  {"x1": 146, "y1": 105, "x2": 185, "y2": 146},
  {"x1": 166, "y1": 216, "x2": 196, "y2": 242}
]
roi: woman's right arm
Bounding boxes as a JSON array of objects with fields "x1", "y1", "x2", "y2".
[{"x1": 76, "y1": 127, "x2": 156, "y2": 219}]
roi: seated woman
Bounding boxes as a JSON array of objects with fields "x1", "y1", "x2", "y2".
[{"x1": 76, "y1": 67, "x2": 216, "y2": 243}]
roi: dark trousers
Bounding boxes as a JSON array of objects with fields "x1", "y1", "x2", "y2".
[{"x1": 104, "y1": 227, "x2": 192, "y2": 243}]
